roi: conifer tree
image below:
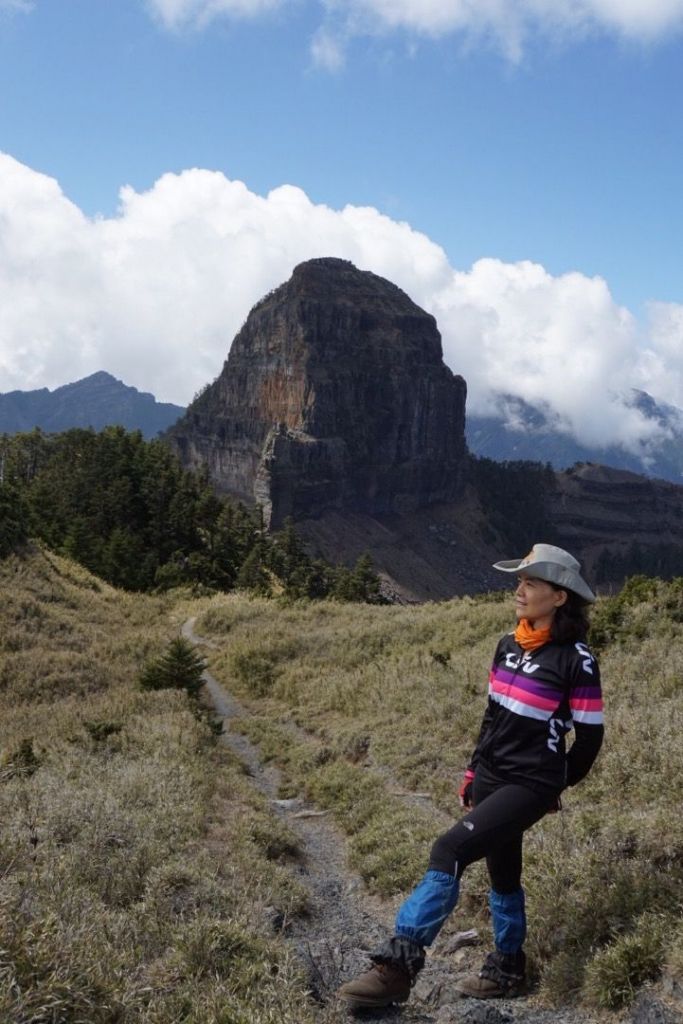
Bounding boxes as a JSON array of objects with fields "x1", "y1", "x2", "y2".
[
  {"x1": 0, "y1": 482, "x2": 27, "y2": 558},
  {"x1": 139, "y1": 637, "x2": 206, "y2": 698},
  {"x1": 2, "y1": 426, "x2": 389, "y2": 601},
  {"x1": 352, "y1": 553, "x2": 383, "y2": 603},
  {"x1": 236, "y1": 539, "x2": 272, "y2": 596},
  {"x1": 331, "y1": 553, "x2": 383, "y2": 603}
]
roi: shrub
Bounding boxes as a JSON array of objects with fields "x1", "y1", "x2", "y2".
[
  {"x1": 139, "y1": 637, "x2": 206, "y2": 698},
  {"x1": 83, "y1": 719, "x2": 123, "y2": 744},
  {"x1": 590, "y1": 574, "x2": 669, "y2": 651},
  {"x1": 582, "y1": 914, "x2": 667, "y2": 1008},
  {"x1": 0, "y1": 737, "x2": 40, "y2": 780}
]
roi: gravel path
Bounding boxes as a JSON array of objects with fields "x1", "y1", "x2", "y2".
[{"x1": 181, "y1": 618, "x2": 657, "y2": 1024}]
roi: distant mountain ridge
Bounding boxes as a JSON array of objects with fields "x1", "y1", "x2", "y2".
[
  {"x1": 7, "y1": 373, "x2": 683, "y2": 486},
  {"x1": 467, "y1": 389, "x2": 683, "y2": 484},
  {"x1": 162, "y1": 257, "x2": 683, "y2": 600},
  {"x1": 0, "y1": 371, "x2": 185, "y2": 439},
  {"x1": 4, "y1": 265, "x2": 683, "y2": 599}
]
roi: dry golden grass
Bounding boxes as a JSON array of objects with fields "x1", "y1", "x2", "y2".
[
  {"x1": 198, "y1": 585, "x2": 683, "y2": 1009},
  {"x1": 3, "y1": 545, "x2": 681, "y2": 1016},
  {"x1": 0, "y1": 547, "x2": 339, "y2": 1023}
]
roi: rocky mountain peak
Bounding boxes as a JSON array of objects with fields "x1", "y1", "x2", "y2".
[
  {"x1": 169, "y1": 258, "x2": 467, "y2": 527},
  {"x1": 0, "y1": 371, "x2": 184, "y2": 438}
]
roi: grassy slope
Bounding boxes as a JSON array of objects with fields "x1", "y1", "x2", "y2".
[
  {"x1": 198, "y1": 585, "x2": 683, "y2": 1010},
  {"x1": 3, "y1": 546, "x2": 681, "y2": 1015},
  {"x1": 0, "y1": 547, "x2": 333, "y2": 1024}
]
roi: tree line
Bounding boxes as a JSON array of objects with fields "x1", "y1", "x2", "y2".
[
  {"x1": 468, "y1": 456, "x2": 558, "y2": 550},
  {"x1": 0, "y1": 427, "x2": 383, "y2": 602},
  {"x1": 470, "y1": 456, "x2": 683, "y2": 585}
]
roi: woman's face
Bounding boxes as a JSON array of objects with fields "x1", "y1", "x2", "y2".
[{"x1": 514, "y1": 573, "x2": 567, "y2": 627}]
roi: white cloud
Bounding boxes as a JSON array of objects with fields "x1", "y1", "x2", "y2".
[
  {"x1": 585, "y1": 0, "x2": 683, "y2": 36},
  {"x1": 310, "y1": 25, "x2": 346, "y2": 70},
  {"x1": 314, "y1": 0, "x2": 683, "y2": 63},
  {"x1": 144, "y1": 0, "x2": 683, "y2": 61},
  {"x1": 0, "y1": 154, "x2": 450, "y2": 408},
  {"x1": 0, "y1": 0, "x2": 32, "y2": 12},
  {"x1": 429, "y1": 259, "x2": 669, "y2": 452},
  {"x1": 335, "y1": 0, "x2": 683, "y2": 38},
  {"x1": 636, "y1": 301, "x2": 683, "y2": 410},
  {"x1": 0, "y1": 152, "x2": 680, "y2": 459},
  {"x1": 146, "y1": 0, "x2": 284, "y2": 30}
]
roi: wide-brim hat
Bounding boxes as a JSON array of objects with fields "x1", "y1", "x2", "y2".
[{"x1": 493, "y1": 543, "x2": 596, "y2": 604}]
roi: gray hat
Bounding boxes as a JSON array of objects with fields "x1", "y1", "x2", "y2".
[{"x1": 493, "y1": 543, "x2": 596, "y2": 604}]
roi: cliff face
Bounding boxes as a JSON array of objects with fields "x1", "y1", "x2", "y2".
[
  {"x1": 549, "y1": 462, "x2": 683, "y2": 581},
  {"x1": 293, "y1": 462, "x2": 683, "y2": 602},
  {"x1": 168, "y1": 258, "x2": 683, "y2": 601},
  {"x1": 169, "y1": 258, "x2": 467, "y2": 528}
]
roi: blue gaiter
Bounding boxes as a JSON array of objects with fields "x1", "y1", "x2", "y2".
[
  {"x1": 395, "y1": 870, "x2": 459, "y2": 947},
  {"x1": 489, "y1": 887, "x2": 526, "y2": 954}
]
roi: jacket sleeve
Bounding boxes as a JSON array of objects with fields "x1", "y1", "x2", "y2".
[
  {"x1": 467, "y1": 698, "x2": 494, "y2": 773},
  {"x1": 566, "y1": 643, "x2": 604, "y2": 787},
  {"x1": 467, "y1": 637, "x2": 504, "y2": 773}
]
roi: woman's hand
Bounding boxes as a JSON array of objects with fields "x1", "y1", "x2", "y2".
[{"x1": 458, "y1": 769, "x2": 475, "y2": 809}]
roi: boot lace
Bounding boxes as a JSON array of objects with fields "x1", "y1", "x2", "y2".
[{"x1": 479, "y1": 951, "x2": 524, "y2": 991}]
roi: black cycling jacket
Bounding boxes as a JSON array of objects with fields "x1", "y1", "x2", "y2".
[{"x1": 468, "y1": 632, "x2": 604, "y2": 795}]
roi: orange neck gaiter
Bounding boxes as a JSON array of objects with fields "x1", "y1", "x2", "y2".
[{"x1": 514, "y1": 618, "x2": 553, "y2": 651}]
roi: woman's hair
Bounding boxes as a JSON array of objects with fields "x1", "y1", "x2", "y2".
[{"x1": 550, "y1": 585, "x2": 590, "y2": 644}]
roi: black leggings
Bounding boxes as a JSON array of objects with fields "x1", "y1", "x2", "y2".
[{"x1": 428, "y1": 763, "x2": 553, "y2": 892}]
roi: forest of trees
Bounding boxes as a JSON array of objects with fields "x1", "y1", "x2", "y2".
[
  {"x1": 469, "y1": 456, "x2": 558, "y2": 550},
  {"x1": 0, "y1": 427, "x2": 383, "y2": 602},
  {"x1": 6, "y1": 428, "x2": 683, "y2": 599},
  {"x1": 593, "y1": 539, "x2": 683, "y2": 584}
]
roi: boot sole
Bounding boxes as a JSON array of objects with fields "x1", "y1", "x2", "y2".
[{"x1": 339, "y1": 992, "x2": 410, "y2": 1008}]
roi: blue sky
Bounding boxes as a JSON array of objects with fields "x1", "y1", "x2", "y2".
[
  {"x1": 2, "y1": 0, "x2": 682, "y2": 308},
  {"x1": 1, "y1": 0, "x2": 683, "y2": 452}
]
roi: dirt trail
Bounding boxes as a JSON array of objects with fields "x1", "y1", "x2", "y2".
[{"x1": 182, "y1": 618, "x2": 617, "y2": 1024}]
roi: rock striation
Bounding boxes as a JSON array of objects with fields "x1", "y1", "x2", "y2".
[
  {"x1": 168, "y1": 258, "x2": 683, "y2": 601},
  {"x1": 168, "y1": 259, "x2": 467, "y2": 528},
  {"x1": 550, "y1": 462, "x2": 683, "y2": 581}
]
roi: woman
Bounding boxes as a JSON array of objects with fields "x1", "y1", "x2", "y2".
[{"x1": 338, "y1": 543, "x2": 604, "y2": 1009}]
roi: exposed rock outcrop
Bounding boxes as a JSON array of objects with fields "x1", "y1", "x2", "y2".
[
  {"x1": 551, "y1": 462, "x2": 683, "y2": 582},
  {"x1": 168, "y1": 258, "x2": 467, "y2": 528},
  {"x1": 169, "y1": 258, "x2": 683, "y2": 601}
]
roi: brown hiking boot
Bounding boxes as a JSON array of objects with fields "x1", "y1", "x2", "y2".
[
  {"x1": 338, "y1": 962, "x2": 411, "y2": 1008},
  {"x1": 455, "y1": 950, "x2": 526, "y2": 999}
]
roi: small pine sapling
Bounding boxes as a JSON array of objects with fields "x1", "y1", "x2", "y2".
[{"x1": 139, "y1": 637, "x2": 206, "y2": 699}]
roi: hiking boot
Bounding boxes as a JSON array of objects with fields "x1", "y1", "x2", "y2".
[
  {"x1": 337, "y1": 962, "x2": 411, "y2": 1008},
  {"x1": 455, "y1": 950, "x2": 526, "y2": 999}
]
